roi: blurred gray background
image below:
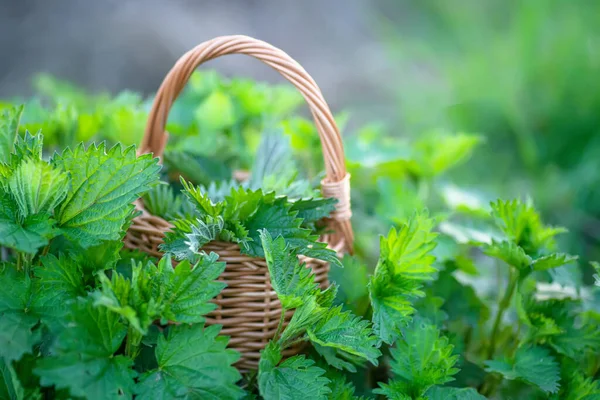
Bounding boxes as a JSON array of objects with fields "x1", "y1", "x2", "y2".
[{"x1": 0, "y1": 0, "x2": 394, "y2": 118}]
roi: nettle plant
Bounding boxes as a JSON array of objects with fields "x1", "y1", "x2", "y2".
[
  {"x1": 0, "y1": 107, "x2": 247, "y2": 399},
  {"x1": 1, "y1": 94, "x2": 600, "y2": 400}
]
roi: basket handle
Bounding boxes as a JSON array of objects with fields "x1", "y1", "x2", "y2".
[{"x1": 139, "y1": 35, "x2": 353, "y2": 251}]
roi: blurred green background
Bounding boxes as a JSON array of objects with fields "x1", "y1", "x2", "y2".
[{"x1": 1, "y1": 0, "x2": 598, "y2": 269}]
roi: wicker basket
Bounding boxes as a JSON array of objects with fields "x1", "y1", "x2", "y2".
[{"x1": 124, "y1": 35, "x2": 354, "y2": 370}]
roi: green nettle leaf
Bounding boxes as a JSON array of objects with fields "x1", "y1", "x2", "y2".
[
  {"x1": 247, "y1": 130, "x2": 296, "y2": 190},
  {"x1": 260, "y1": 231, "x2": 319, "y2": 309},
  {"x1": 52, "y1": 142, "x2": 160, "y2": 248},
  {"x1": 136, "y1": 324, "x2": 243, "y2": 400},
  {"x1": 0, "y1": 191, "x2": 55, "y2": 254},
  {"x1": 425, "y1": 386, "x2": 487, "y2": 400},
  {"x1": 160, "y1": 218, "x2": 198, "y2": 261},
  {"x1": 372, "y1": 381, "x2": 412, "y2": 400},
  {"x1": 0, "y1": 105, "x2": 23, "y2": 164},
  {"x1": 558, "y1": 372, "x2": 600, "y2": 400},
  {"x1": 520, "y1": 298, "x2": 600, "y2": 361},
  {"x1": 550, "y1": 322, "x2": 600, "y2": 360},
  {"x1": 325, "y1": 371, "x2": 361, "y2": 400},
  {"x1": 313, "y1": 344, "x2": 362, "y2": 373},
  {"x1": 485, "y1": 346, "x2": 560, "y2": 393},
  {"x1": 290, "y1": 197, "x2": 337, "y2": 225},
  {"x1": 35, "y1": 299, "x2": 136, "y2": 400},
  {"x1": 223, "y1": 187, "x2": 274, "y2": 221},
  {"x1": 181, "y1": 178, "x2": 225, "y2": 218},
  {"x1": 258, "y1": 342, "x2": 331, "y2": 400},
  {"x1": 531, "y1": 253, "x2": 578, "y2": 272},
  {"x1": 11, "y1": 132, "x2": 44, "y2": 168},
  {"x1": 184, "y1": 216, "x2": 224, "y2": 255},
  {"x1": 315, "y1": 284, "x2": 338, "y2": 308},
  {"x1": 9, "y1": 158, "x2": 70, "y2": 216},
  {"x1": 156, "y1": 253, "x2": 226, "y2": 324},
  {"x1": 0, "y1": 357, "x2": 25, "y2": 400},
  {"x1": 94, "y1": 253, "x2": 226, "y2": 333},
  {"x1": 375, "y1": 322, "x2": 459, "y2": 399},
  {"x1": 34, "y1": 254, "x2": 86, "y2": 320},
  {"x1": 306, "y1": 306, "x2": 381, "y2": 365},
  {"x1": 279, "y1": 297, "x2": 325, "y2": 345},
  {"x1": 0, "y1": 267, "x2": 41, "y2": 362},
  {"x1": 483, "y1": 240, "x2": 532, "y2": 270},
  {"x1": 243, "y1": 196, "x2": 311, "y2": 256},
  {"x1": 490, "y1": 199, "x2": 567, "y2": 255},
  {"x1": 369, "y1": 211, "x2": 438, "y2": 344},
  {"x1": 142, "y1": 184, "x2": 184, "y2": 220},
  {"x1": 0, "y1": 313, "x2": 41, "y2": 363},
  {"x1": 93, "y1": 269, "x2": 149, "y2": 334},
  {"x1": 73, "y1": 240, "x2": 123, "y2": 275}
]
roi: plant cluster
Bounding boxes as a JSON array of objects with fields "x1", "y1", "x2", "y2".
[{"x1": 1, "y1": 65, "x2": 599, "y2": 400}]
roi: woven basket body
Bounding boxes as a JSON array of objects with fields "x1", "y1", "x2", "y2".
[{"x1": 124, "y1": 35, "x2": 353, "y2": 370}]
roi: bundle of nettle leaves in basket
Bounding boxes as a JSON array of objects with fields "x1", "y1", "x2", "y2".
[{"x1": 124, "y1": 35, "x2": 356, "y2": 371}]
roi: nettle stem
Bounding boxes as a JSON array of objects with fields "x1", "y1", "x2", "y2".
[
  {"x1": 480, "y1": 268, "x2": 519, "y2": 397},
  {"x1": 487, "y1": 268, "x2": 518, "y2": 360},
  {"x1": 274, "y1": 308, "x2": 287, "y2": 342},
  {"x1": 125, "y1": 327, "x2": 143, "y2": 359}
]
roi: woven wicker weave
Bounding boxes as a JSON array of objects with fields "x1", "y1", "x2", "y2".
[{"x1": 124, "y1": 35, "x2": 353, "y2": 370}]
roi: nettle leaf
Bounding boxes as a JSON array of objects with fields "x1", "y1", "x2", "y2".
[
  {"x1": 425, "y1": 386, "x2": 487, "y2": 400},
  {"x1": 0, "y1": 267, "x2": 41, "y2": 362},
  {"x1": 0, "y1": 191, "x2": 55, "y2": 254},
  {"x1": 35, "y1": 298, "x2": 136, "y2": 400},
  {"x1": 181, "y1": 178, "x2": 224, "y2": 218},
  {"x1": 483, "y1": 240, "x2": 531, "y2": 270},
  {"x1": 369, "y1": 211, "x2": 438, "y2": 344},
  {"x1": 52, "y1": 142, "x2": 160, "y2": 248},
  {"x1": 490, "y1": 199, "x2": 567, "y2": 255},
  {"x1": 0, "y1": 105, "x2": 23, "y2": 163},
  {"x1": 313, "y1": 344, "x2": 362, "y2": 373},
  {"x1": 279, "y1": 296, "x2": 325, "y2": 345},
  {"x1": 136, "y1": 324, "x2": 243, "y2": 400},
  {"x1": 550, "y1": 322, "x2": 600, "y2": 360},
  {"x1": 0, "y1": 357, "x2": 25, "y2": 400},
  {"x1": 369, "y1": 263, "x2": 424, "y2": 344},
  {"x1": 244, "y1": 195, "x2": 339, "y2": 265},
  {"x1": 9, "y1": 158, "x2": 69, "y2": 217},
  {"x1": 93, "y1": 269, "x2": 150, "y2": 334},
  {"x1": 531, "y1": 253, "x2": 578, "y2": 272},
  {"x1": 184, "y1": 216, "x2": 224, "y2": 255},
  {"x1": 520, "y1": 296, "x2": 600, "y2": 360},
  {"x1": 11, "y1": 131, "x2": 44, "y2": 166},
  {"x1": 34, "y1": 254, "x2": 86, "y2": 320},
  {"x1": 558, "y1": 372, "x2": 600, "y2": 400},
  {"x1": 260, "y1": 231, "x2": 319, "y2": 310},
  {"x1": 156, "y1": 253, "x2": 226, "y2": 324},
  {"x1": 161, "y1": 216, "x2": 224, "y2": 261},
  {"x1": 258, "y1": 342, "x2": 330, "y2": 400},
  {"x1": 325, "y1": 370, "x2": 361, "y2": 400},
  {"x1": 243, "y1": 196, "x2": 309, "y2": 256},
  {"x1": 142, "y1": 184, "x2": 185, "y2": 220},
  {"x1": 161, "y1": 218, "x2": 198, "y2": 261},
  {"x1": 94, "y1": 253, "x2": 226, "y2": 333},
  {"x1": 306, "y1": 306, "x2": 381, "y2": 365},
  {"x1": 290, "y1": 197, "x2": 337, "y2": 225},
  {"x1": 0, "y1": 313, "x2": 41, "y2": 363},
  {"x1": 371, "y1": 380, "x2": 411, "y2": 400},
  {"x1": 375, "y1": 321, "x2": 459, "y2": 399},
  {"x1": 485, "y1": 346, "x2": 560, "y2": 394},
  {"x1": 224, "y1": 187, "x2": 271, "y2": 221},
  {"x1": 73, "y1": 239, "x2": 122, "y2": 275}
]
